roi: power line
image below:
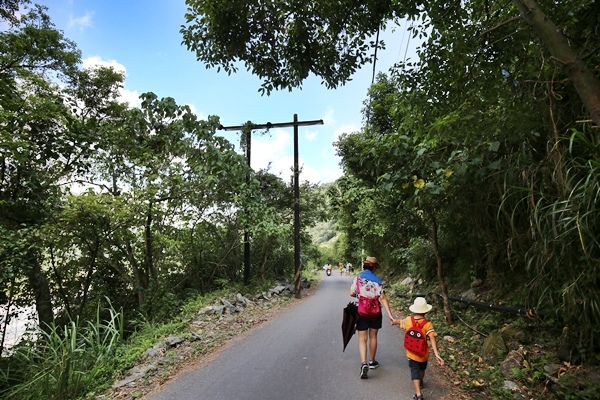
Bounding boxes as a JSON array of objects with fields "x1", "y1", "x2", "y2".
[
  {"x1": 402, "y1": 22, "x2": 414, "y2": 65},
  {"x1": 396, "y1": 21, "x2": 414, "y2": 67},
  {"x1": 397, "y1": 22, "x2": 408, "y2": 63},
  {"x1": 371, "y1": 26, "x2": 380, "y2": 85}
]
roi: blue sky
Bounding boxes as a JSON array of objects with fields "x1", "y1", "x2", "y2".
[{"x1": 40, "y1": 0, "x2": 419, "y2": 185}]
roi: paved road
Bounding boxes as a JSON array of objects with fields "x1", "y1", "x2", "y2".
[{"x1": 146, "y1": 272, "x2": 442, "y2": 400}]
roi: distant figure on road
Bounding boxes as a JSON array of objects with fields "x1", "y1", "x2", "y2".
[
  {"x1": 346, "y1": 262, "x2": 353, "y2": 274},
  {"x1": 392, "y1": 297, "x2": 444, "y2": 400},
  {"x1": 349, "y1": 256, "x2": 393, "y2": 379}
]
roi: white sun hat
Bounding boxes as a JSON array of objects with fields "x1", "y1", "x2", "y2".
[{"x1": 409, "y1": 297, "x2": 433, "y2": 314}]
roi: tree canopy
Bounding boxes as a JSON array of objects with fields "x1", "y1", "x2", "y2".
[
  {"x1": 182, "y1": 0, "x2": 600, "y2": 126},
  {"x1": 182, "y1": 0, "x2": 599, "y2": 355}
]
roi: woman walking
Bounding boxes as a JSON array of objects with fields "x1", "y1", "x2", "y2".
[{"x1": 349, "y1": 256, "x2": 394, "y2": 379}]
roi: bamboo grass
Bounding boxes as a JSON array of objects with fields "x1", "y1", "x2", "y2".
[{"x1": 2, "y1": 301, "x2": 124, "y2": 400}]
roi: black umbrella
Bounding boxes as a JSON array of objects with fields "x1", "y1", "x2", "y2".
[{"x1": 342, "y1": 302, "x2": 359, "y2": 352}]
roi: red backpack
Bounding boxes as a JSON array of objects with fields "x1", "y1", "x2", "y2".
[
  {"x1": 356, "y1": 278, "x2": 381, "y2": 319},
  {"x1": 404, "y1": 316, "x2": 428, "y2": 356}
]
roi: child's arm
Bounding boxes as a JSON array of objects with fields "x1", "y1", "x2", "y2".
[
  {"x1": 428, "y1": 334, "x2": 444, "y2": 366},
  {"x1": 391, "y1": 317, "x2": 404, "y2": 328}
]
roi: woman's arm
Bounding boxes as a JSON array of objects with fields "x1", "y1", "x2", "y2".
[
  {"x1": 349, "y1": 277, "x2": 357, "y2": 297},
  {"x1": 379, "y1": 292, "x2": 394, "y2": 322}
]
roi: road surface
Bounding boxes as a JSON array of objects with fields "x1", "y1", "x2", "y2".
[{"x1": 146, "y1": 272, "x2": 445, "y2": 400}]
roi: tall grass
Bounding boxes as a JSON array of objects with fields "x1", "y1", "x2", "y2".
[
  {"x1": 1, "y1": 300, "x2": 124, "y2": 400},
  {"x1": 499, "y1": 129, "x2": 600, "y2": 358}
]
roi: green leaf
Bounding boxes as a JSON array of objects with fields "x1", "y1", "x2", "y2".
[{"x1": 488, "y1": 141, "x2": 500, "y2": 152}]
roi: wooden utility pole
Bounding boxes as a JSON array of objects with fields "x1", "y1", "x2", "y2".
[{"x1": 219, "y1": 115, "x2": 323, "y2": 297}]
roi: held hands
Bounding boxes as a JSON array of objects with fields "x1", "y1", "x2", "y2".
[{"x1": 390, "y1": 314, "x2": 404, "y2": 326}]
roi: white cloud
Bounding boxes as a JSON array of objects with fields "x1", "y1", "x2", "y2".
[
  {"x1": 319, "y1": 163, "x2": 343, "y2": 182},
  {"x1": 271, "y1": 155, "x2": 295, "y2": 182},
  {"x1": 186, "y1": 103, "x2": 197, "y2": 114},
  {"x1": 303, "y1": 124, "x2": 357, "y2": 184},
  {"x1": 251, "y1": 129, "x2": 291, "y2": 172},
  {"x1": 185, "y1": 104, "x2": 207, "y2": 120},
  {"x1": 68, "y1": 12, "x2": 93, "y2": 30},
  {"x1": 232, "y1": 126, "x2": 344, "y2": 184},
  {"x1": 259, "y1": 155, "x2": 327, "y2": 185},
  {"x1": 323, "y1": 107, "x2": 336, "y2": 126},
  {"x1": 81, "y1": 56, "x2": 141, "y2": 107},
  {"x1": 314, "y1": 143, "x2": 343, "y2": 183},
  {"x1": 334, "y1": 124, "x2": 360, "y2": 141},
  {"x1": 119, "y1": 88, "x2": 141, "y2": 108},
  {"x1": 301, "y1": 160, "x2": 342, "y2": 184},
  {"x1": 304, "y1": 130, "x2": 318, "y2": 141},
  {"x1": 248, "y1": 130, "x2": 324, "y2": 183},
  {"x1": 82, "y1": 56, "x2": 126, "y2": 74}
]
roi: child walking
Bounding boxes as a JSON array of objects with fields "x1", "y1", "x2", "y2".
[{"x1": 392, "y1": 297, "x2": 444, "y2": 400}]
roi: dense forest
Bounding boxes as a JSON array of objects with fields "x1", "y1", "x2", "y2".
[
  {"x1": 0, "y1": 1, "x2": 327, "y2": 396},
  {"x1": 2, "y1": 0, "x2": 600, "y2": 398}
]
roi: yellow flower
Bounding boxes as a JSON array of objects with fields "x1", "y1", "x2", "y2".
[
  {"x1": 414, "y1": 179, "x2": 425, "y2": 188},
  {"x1": 445, "y1": 170, "x2": 453, "y2": 177}
]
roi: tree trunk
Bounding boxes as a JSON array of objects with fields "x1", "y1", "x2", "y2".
[
  {"x1": 260, "y1": 238, "x2": 271, "y2": 280},
  {"x1": 77, "y1": 239, "x2": 99, "y2": 319},
  {"x1": 428, "y1": 210, "x2": 454, "y2": 324},
  {"x1": 144, "y1": 202, "x2": 156, "y2": 283},
  {"x1": 27, "y1": 255, "x2": 54, "y2": 332},
  {"x1": 49, "y1": 245, "x2": 73, "y2": 318},
  {"x1": 513, "y1": 0, "x2": 600, "y2": 127},
  {"x1": 1, "y1": 277, "x2": 16, "y2": 354},
  {"x1": 122, "y1": 237, "x2": 145, "y2": 308}
]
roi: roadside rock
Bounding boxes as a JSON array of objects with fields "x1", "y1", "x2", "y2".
[
  {"x1": 500, "y1": 350, "x2": 524, "y2": 379},
  {"x1": 460, "y1": 288, "x2": 477, "y2": 300},
  {"x1": 164, "y1": 335, "x2": 184, "y2": 347},
  {"x1": 112, "y1": 364, "x2": 158, "y2": 389},
  {"x1": 106, "y1": 280, "x2": 315, "y2": 398},
  {"x1": 400, "y1": 277, "x2": 414, "y2": 286},
  {"x1": 470, "y1": 279, "x2": 483, "y2": 288},
  {"x1": 482, "y1": 330, "x2": 507, "y2": 362}
]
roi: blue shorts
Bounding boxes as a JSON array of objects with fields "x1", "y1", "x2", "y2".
[
  {"x1": 408, "y1": 358, "x2": 428, "y2": 380},
  {"x1": 356, "y1": 313, "x2": 383, "y2": 331}
]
